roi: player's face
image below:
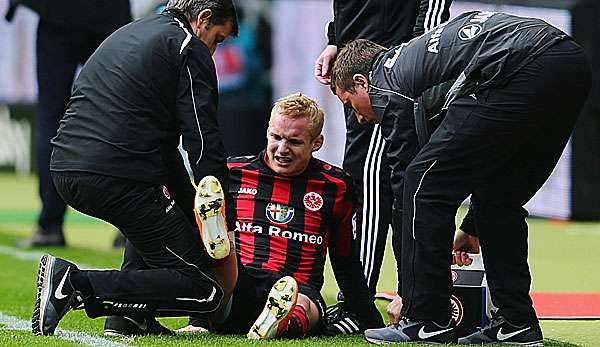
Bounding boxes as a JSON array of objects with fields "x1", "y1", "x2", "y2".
[
  {"x1": 266, "y1": 111, "x2": 323, "y2": 177},
  {"x1": 192, "y1": 10, "x2": 234, "y2": 55},
  {"x1": 335, "y1": 76, "x2": 378, "y2": 124}
]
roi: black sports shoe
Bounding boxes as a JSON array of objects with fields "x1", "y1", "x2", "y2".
[
  {"x1": 17, "y1": 229, "x2": 65, "y2": 248},
  {"x1": 32, "y1": 254, "x2": 83, "y2": 336},
  {"x1": 324, "y1": 303, "x2": 363, "y2": 335},
  {"x1": 458, "y1": 314, "x2": 543, "y2": 346},
  {"x1": 364, "y1": 318, "x2": 457, "y2": 344},
  {"x1": 104, "y1": 315, "x2": 174, "y2": 337}
]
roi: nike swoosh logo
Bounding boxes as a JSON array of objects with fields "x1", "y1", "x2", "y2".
[
  {"x1": 497, "y1": 327, "x2": 530, "y2": 341},
  {"x1": 54, "y1": 266, "x2": 71, "y2": 300},
  {"x1": 124, "y1": 316, "x2": 148, "y2": 330},
  {"x1": 418, "y1": 326, "x2": 453, "y2": 339}
]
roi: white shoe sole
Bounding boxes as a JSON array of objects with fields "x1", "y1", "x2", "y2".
[
  {"x1": 195, "y1": 176, "x2": 230, "y2": 259},
  {"x1": 32, "y1": 254, "x2": 54, "y2": 336},
  {"x1": 247, "y1": 276, "x2": 298, "y2": 340}
]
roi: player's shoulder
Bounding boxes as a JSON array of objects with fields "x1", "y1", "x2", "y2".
[
  {"x1": 309, "y1": 158, "x2": 353, "y2": 185},
  {"x1": 227, "y1": 154, "x2": 258, "y2": 170}
]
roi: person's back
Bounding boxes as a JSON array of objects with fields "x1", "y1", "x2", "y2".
[
  {"x1": 374, "y1": 11, "x2": 568, "y2": 100},
  {"x1": 51, "y1": 11, "x2": 220, "y2": 184}
]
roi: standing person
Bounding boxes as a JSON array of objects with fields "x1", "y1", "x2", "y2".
[
  {"x1": 331, "y1": 11, "x2": 591, "y2": 344},
  {"x1": 31, "y1": 0, "x2": 239, "y2": 336},
  {"x1": 9, "y1": 0, "x2": 131, "y2": 247},
  {"x1": 313, "y1": 0, "x2": 452, "y2": 327}
]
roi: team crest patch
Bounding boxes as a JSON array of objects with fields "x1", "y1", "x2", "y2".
[
  {"x1": 163, "y1": 186, "x2": 171, "y2": 199},
  {"x1": 303, "y1": 192, "x2": 323, "y2": 211},
  {"x1": 450, "y1": 295, "x2": 464, "y2": 325},
  {"x1": 266, "y1": 202, "x2": 295, "y2": 224}
]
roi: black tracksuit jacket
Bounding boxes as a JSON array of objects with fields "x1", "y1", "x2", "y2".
[
  {"x1": 367, "y1": 11, "x2": 570, "y2": 204},
  {"x1": 50, "y1": 9, "x2": 227, "y2": 188},
  {"x1": 327, "y1": 0, "x2": 453, "y2": 47}
]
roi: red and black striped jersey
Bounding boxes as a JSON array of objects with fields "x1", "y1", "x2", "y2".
[{"x1": 226, "y1": 151, "x2": 354, "y2": 291}]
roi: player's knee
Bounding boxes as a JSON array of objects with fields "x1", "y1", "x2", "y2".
[{"x1": 297, "y1": 294, "x2": 320, "y2": 327}]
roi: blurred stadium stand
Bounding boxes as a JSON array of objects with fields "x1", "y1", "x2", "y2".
[{"x1": 0, "y1": 0, "x2": 598, "y2": 219}]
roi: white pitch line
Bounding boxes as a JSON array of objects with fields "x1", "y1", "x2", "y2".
[
  {"x1": 0, "y1": 312, "x2": 131, "y2": 347},
  {"x1": 0, "y1": 245, "x2": 92, "y2": 268}
]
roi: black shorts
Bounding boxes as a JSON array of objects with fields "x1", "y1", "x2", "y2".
[{"x1": 212, "y1": 264, "x2": 326, "y2": 335}]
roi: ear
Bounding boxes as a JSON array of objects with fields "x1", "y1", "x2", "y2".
[
  {"x1": 312, "y1": 134, "x2": 324, "y2": 152},
  {"x1": 352, "y1": 73, "x2": 369, "y2": 91},
  {"x1": 197, "y1": 9, "x2": 212, "y2": 24}
]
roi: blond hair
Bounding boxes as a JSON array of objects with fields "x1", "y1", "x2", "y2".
[{"x1": 272, "y1": 93, "x2": 324, "y2": 140}]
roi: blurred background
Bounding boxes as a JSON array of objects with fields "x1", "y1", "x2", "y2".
[
  {"x1": 0, "y1": 0, "x2": 598, "y2": 222},
  {"x1": 0, "y1": 2, "x2": 598, "y2": 342}
]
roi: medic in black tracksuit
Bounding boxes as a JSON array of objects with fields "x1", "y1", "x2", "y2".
[
  {"x1": 49, "y1": 9, "x2": 233, "y2": 319},
  {"x1": 325, "y1": 0, "x2": 453, "y2": 297},
  {"x1": 364, "y1": 10, "x2": 591, "y2": 334}
]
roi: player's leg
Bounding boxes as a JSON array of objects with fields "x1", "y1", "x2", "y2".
[
  {"x1": 280, "y1": 285, "x2": 326, "y2": 338},
  {"x1": 247, "y1": 278, "x2": 326, "y2": 340},
  {"x1": 33, "y1": 172, "x2": 224, "y2": 336},
  {"x1": 247, "y1": 276, "x2": 298, "y2": 339},
  {"x1": 343, "y1": 108, "x2": 393, "y2": 295}
]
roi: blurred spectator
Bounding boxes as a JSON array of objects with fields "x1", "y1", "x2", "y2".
[
  {"x1": 9, "y1": 0, "x2": 131, "y2": 247},
  {"x1": 213, "y1": 2, "x2": 272, "y2": 156}
]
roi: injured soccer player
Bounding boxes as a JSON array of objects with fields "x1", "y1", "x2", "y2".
[{"x1": 105, "y1": 93, "x2": 384, "y2": 339}]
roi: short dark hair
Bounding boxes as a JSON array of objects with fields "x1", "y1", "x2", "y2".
[
  {"x1": 331, "y1": 39, "x2": 386, "y2": 93},
  {"x1": 166, "y1": 0, "x2": 239, "y2": 36}
]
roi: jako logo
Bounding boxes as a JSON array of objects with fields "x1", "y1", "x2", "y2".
[
  {"x1": 458, "y1": 24, "x2": 482, "y2": 40},
  {"x1": 238, "y1": 187, "x2": 257, "y2": 195}
]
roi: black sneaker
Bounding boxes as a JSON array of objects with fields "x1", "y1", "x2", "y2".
[
  {"x1": 17, "y1": 229, "x2": 65, "y2": 248},
  {"x1": 324, "y1": 302, "x2": 362, "y2": 335},
  {"x1": 458, "y1": 314, "x2": 543, "y2": 346},
  {"x1": 32, "y1": 254, "x2": 83, "y2": 336},
  {"x1": 364, "y1": 318, "x2": 457, "y2": 344},
  {"x1": 104, "y1": 315, "x2": 174, "y2": 337}
]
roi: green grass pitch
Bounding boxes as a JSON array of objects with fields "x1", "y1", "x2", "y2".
[{"x1": 0, "y1": 173, "x2": 599, "y2": 346}]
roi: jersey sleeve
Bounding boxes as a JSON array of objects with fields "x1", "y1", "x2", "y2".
[{"x1": 328, "y1": 176, "x2": 384, "y2": 329}]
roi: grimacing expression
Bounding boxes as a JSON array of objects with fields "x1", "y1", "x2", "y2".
[
  {"x1": 265, "y1": 111, "x2": 323, "y2": 177},
  {"x1": 334, "y1": 74, "x2": 379, "y2": 124}
]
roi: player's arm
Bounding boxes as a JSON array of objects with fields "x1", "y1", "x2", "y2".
[
  {"x1": 174, "y1": 46, "x2": 228, "y2": 189},
  {"x1": 328, "y1": 178, "x2": 384, "y2": 330},
  {"x1": 413, "y1": 0, "x2": 453, "y2": 37}
]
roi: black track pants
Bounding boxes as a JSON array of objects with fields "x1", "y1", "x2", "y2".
[
  {"x1": 400, "y1": 39, "x2": 591, "y2": 325},
  {"x1": 52, "y1": 171, "x2": 223, "y2": 318},
  {"x1": 344, "y1": 110, "x2": 394, "y2": 295}
]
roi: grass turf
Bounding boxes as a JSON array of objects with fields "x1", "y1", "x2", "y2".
[{"x1": 0, "y1": 173, "x2": 599, "y2": 346}]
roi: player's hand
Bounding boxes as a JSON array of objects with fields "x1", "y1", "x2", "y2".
[
  {"x1": 386, "y1": 295, "x2": 403, "y2": 324},
  {"x1": 452, "y1": 229, "x2": 480, "y2": 266},
  {"x1": 314, "y1": 45, "x2": 338, "y2": 85}
]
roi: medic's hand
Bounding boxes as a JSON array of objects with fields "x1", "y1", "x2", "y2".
[
  {"x1": 314, "y1": 45, "x2": 338, "y2": 85},
  {"x1": 452, "y1": 229, "x2": 480, "y2": 266}
]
